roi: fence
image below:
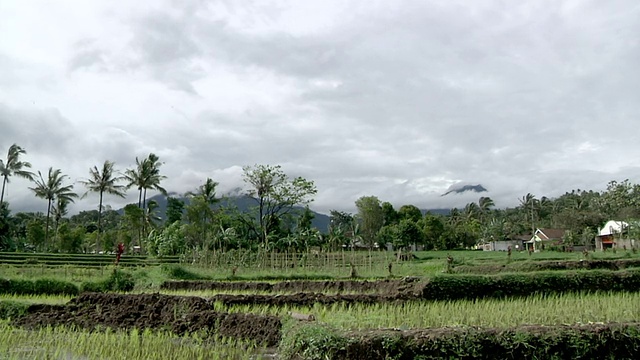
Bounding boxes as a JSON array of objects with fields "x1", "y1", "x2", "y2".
[{"x1": 182, "y1": 249, "x2": 398, "y2": 274}]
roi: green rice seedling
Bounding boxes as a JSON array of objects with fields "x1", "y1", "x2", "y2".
[
  {"x1": 215, "y1": 292, "x2": 640, "y2": 330},
  {"x1": 0, "y1": 321, "x2": 263, "y2": 360}
]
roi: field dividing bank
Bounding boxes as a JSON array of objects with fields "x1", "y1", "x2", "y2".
[
  {"x1": 281, "y1": 322, "x2": 640, "y2": 360},
  {"x1": 213, "y1": 292, "x2": 640, "y2": 330}
]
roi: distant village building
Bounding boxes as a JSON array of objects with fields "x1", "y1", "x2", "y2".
[
  {"x1": 526, "y1": 228, "x2": 568, "y2": 251},
  {"x1": 480, "y1": 234, "x2": 528, "y2": 251},
  {"x1": 595, "y1": 220, "x2": 635, "y2": 251}
]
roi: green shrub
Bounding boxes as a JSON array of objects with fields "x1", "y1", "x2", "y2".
[
  {"x1": 0, "y1": 300, "x2": 29, "y2": 320},
  {"x1": 0, "y1": 278, "x2": 78, "y2": 296},
  {"x1": 422, "y1": 270, "x2": 640, "y2": 300},
  {"x1": 160, "y1": 264, "x2": 210, "y2": 280},
  {"x1": 81, "y1": 269, "x2": 135, "y2": 293},
  {"x1": 279, "y1": 321, "x2": 348, "y2": 360},
  {"x1": 286, "y1": 323, "x2": 640, "y2": 360}
]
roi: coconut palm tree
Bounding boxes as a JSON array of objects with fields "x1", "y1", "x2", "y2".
[
  {"x1": 185, "y1": 178, "x2": 220, "y2": 244},
  {"x1": 123, "y1": 154, "x2": 167, "y2": 248},
  {"x1": 478, "y1": 196, "x2": 495, "y2": 214},
  {"x1": 79, "y1": 160, "x2": 126, "y2": 250},
  {"x1": 124, "y1": 153, "x2": 167, "y2": 209},
  {"x1": 29, "y1": 168, "x2": 78, "y2": 247},
  {"x1": 52, "y1": 196, "x2": 70, "y2": 245},
  {"x1": 0, "y1": 144, "x2": 35, "y2": 204}
]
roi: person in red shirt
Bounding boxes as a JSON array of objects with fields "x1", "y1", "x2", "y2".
[{"x1": 116, "y1": 243, "x2": 125, "y2": 265}]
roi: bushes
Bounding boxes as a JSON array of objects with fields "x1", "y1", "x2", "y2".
[
  {"x1": 284, "y1": 323, "x2": 640, "y2": 360},
  {"x1": 81, "y1": 269, "x2": 135, "y2": 292},
  {"x1": 279, "y1": 321, "x2": 348, "y2": 360},
  {"x1": 422, "y1": 270, "x2": 640, "y2": 300},
  {"x1": 0, "y1": 300, "x2": 29, "y2": 319},
  {"x1": 0, "y1": 278, "x2": 79, "y2": 296},
  {"x1": 160, "y1": 264, "x2": 210, "y2": 280}
]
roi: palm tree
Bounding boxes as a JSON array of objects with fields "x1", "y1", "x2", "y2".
[
  {"x1": 52, "y1": 196, "x2": 70, "y2": 245},
  {"x1": 124, "y1": 153, "x2": 167, "y2": 247},
  {"x1": 0, "y1": 144, "x2": 35, "y2": 204},
  {"x1": 186, "y1": 178, "x2": 220, "y2": 245},
  {"x1": 29, "y1": 168, "x2": 78, "y2": 247},
  {"x1": 124, "y1": 153, "x2": 167, "y2": 209},
  {"x1": 519, "y1": 193, "x2": 538, "y2": 250},
  {"x1": 79, "y1": 160, "x2": 126, "y2": 251},
  {"x1": 186, "y1": 178, "x2": 219, "y2": 205},
  {"x1": 478, "y1": 196, "x2": 495, "y2": 214}
]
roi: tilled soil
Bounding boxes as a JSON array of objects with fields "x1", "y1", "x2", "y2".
[
  {"x1": 209, "y1": 292, "x2": 420, "y2": 306},
  {"x1": 161, "y1": 277, "x2": 424, "y2": 295},
  {"x1": 13, "y1": 292, "x2": 282, "y2": 346}
]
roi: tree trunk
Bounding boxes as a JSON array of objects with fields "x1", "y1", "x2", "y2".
[
  {"x1": 0, "y1": 176, "x2": 7, "y2": 204},
  {"x1": 97, "y1": 191, "x2": 103, "y2": 253},
  {"x1": 45, "y1": 199, "x2": 51, "y2": 251}
]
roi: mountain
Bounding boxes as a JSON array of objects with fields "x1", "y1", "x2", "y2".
[
  {"x1": 128, "y1": 194, "x2": 331, "y2": 232},
  {"x1": 441, "y1": 184, "x2": 487, "y2": 196}
]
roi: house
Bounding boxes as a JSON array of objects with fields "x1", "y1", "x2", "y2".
[
  {"x1": 526, "y1": 228, "x2": 568, "y2": 251},
  {"x1": 595, "y1": 220, "x2": 635, "y2": 251},
  {"x1": 480, "y1": 234, "x2": 529, "y2": 251}
]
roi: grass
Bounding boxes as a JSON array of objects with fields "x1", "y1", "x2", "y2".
[
  {"x1": 0, "y1": 321, "x2": 264, "y2": 360},
  {"x1": 213, "y1": 291, "x2": 640, "y2": 330},
  {"x1": 0, "y1": 294, "x2": 72, "y2": 305}
]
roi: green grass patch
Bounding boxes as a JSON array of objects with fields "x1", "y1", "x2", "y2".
[{"x1": 0, "y1": 278, "x2": 79, "y2": 296}]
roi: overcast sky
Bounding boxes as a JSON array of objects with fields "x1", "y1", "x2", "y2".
[{"x1": 1, "y1": 0, "x2": 639, "y2": 216}]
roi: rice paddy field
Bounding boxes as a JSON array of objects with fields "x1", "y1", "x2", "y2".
[{"x1": 1, "y1": 250, "x2": 640, "y2": 359}]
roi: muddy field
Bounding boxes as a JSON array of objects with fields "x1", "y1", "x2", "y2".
[
  {"x1": 161, "y1": 277, "x2": 425, "y2": 295},
  {"x1": 14, "y1": 293, "x2": 282, "y2": 346},
  {"x1": 11, "y1": 292, "x2": 640, "y2": 359}
]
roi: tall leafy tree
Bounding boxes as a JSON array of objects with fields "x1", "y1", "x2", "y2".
[
  {"x1": 0, "y1": 144, "x2": 35, "y2": 204},
  {"x1": 29, "y1": 168, "x2": 78, "y2": 247},
  {"x1": 397, "y1": 204, "x2": 422, "y2": 223},
  {"x1": 79, "y1": 160, "x2": 126, "y2": 250},
  {"x1": 166, "y1": 196, "x2": 185, "y2": 224},
  {"x1": 355, "y1": 195, "x2": 384, "y2": 248},
  {"x1": 243, "y1": 164, "x2": 317, "y2": 247}
]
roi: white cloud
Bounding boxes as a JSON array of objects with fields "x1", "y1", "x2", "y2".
[{"x1": 1, "y1": 0, "x2": 639, "y2": 215}]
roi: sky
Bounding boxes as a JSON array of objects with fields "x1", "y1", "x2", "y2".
[{"x1": 1, "y1": 0, "x2": 639, "y2": 216}]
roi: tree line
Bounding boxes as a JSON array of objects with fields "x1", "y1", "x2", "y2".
[{"x1": 2, "y1": 143, "x2": 639, "y2": 254}]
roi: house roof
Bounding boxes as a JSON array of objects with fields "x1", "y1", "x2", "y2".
[
  {"x1": 535, "y1": 228, "x2": 567, "y2": 240},
  {"x1": 598, "y1": 220, "x2": 628, "y2": 236}
]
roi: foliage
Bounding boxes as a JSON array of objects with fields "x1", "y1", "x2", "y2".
[
  {"x1": 243, "y1": 164, "x2": 317, "y2": 246},
  {"x1": 355, "y1": 196, "x2": 383, "y2": 248},
  {"x1": 422, "y1": 270, "x2": 640, "y2": 301},
  {"x1": 0, "y1": 143, "x2": 35, "y2": 205},
  {"x1": 0, "y1": 278, "x2": 79, "y2": 296},
  {"x1": 79, "y1": 160, "x2": 126, "y2": 252},
  {"x1": 29, "y1": 168, "x2": 78, "y2": 248},
  {"x1": 0, "y1": 300, "x2": 28, "y2": 319},
  {"x1": 279, "y1": 320, "x2": 348, "y2": 360},
  {"x1": 146, "y1": 221, "x2": 186, "y2": 256},
  {"x1": 160, "y1": 264, "x2": 210, "y2": 280},
  {"x1": 81, "y1": 269, "x2": 135, "y2": 292},
  {"x1": 165, "y1": 197, "x2": 185, "y2": 224}
]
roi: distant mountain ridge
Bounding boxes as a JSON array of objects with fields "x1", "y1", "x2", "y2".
[
  {"x1": 442, "y1": 184, "x2": 487, "y2": 196},
  {"x1": 129, "y1": 194, "x2": 332, "y2": 232},
  {"x1": 115, "y1": 195, "x2": 454, "y2": 233}
]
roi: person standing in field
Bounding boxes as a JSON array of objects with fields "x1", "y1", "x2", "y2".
[{"x1": 116, "y1": 242, "x2": 125, "y2": 265}]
